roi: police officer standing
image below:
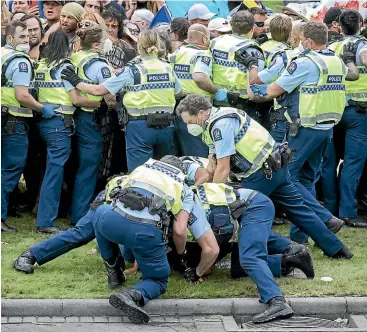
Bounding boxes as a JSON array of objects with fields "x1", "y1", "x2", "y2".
[
  {"x1": 62, "y1": 30, "x2": 182, "y2": 172},
  {"x1": 170, "y1": 24, "x2": 227, "y2": 157},
  {"x1": 210, "y1": 10, "x2": 265, "y2": 124},
  {"x1": 329, "y1": 10, "x2": 367, "y2": 227},
  {"x1": 1, "y1": 21, "x2": 58, "y2": 232}
]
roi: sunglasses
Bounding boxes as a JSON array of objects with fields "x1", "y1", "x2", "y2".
[
  {"x1": 77, "y1": 20, "x2": 97, "y2": 29},
  {"x1": 254, "y1": 21, "x2": 265, "y2": 28}
]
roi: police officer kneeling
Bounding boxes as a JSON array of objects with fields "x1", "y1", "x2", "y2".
[{"x1": 92, "y1": 156, "x2": 195, "y2": 324}]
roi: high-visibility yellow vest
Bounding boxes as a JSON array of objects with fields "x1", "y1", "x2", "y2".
[
  {"x1": 202, "y1": 107, "x2": 275, "y2": 177},
  {"x1": 71, "y1": 50, "x2": 108, "y2": 112},
  {"x1": 194, "y1": 183, "x2": 236, "y2": 210},
  {"x1": 261, "y1": 40, "x2": 290, "y2": 67},
  {"x1": 181, "y1": 156, "x2": 209, "y2": 175},
  {"x1": 169, "y1": 45, "x2": 213, "y2": 97},
  {"x1": 1, "y1": 47, "x2": 34, "y2": 117},
  {"x1": 297, "y1": 51, "x2": 347, "y2": 126},
  {"x1": 210, "y1": 34, "x2": 263, "y2": 99},
  {"x1": 120, "y1": 159, "x2": 185, "y2": 215},
  {"x1": 35, "y1": 59, "x2": 76, "y2": 115},
  {"x1": 329, "y1": 36, "x2": 367, "y2": 102},
  {"x1": 123, "y1": 57, "x2": 176, "y2": 116}
]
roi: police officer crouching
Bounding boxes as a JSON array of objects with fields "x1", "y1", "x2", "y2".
[
  {"x1": 62, "y1": 30, "x2": 182, "y2": 172},
  {"x1": 1, "y1": 21, "x2": 59, "y2": 232}
]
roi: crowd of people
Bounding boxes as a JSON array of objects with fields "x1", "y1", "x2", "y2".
[{"x1": 2, "y1": 0, "x2": 367, "y2": 326}]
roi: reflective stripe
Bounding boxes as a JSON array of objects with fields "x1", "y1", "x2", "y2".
[
  {"x1": 56, "y1": 105, "x2": 76, "y2": 115},
  {"x1": 127, "y1": 179, "x2": 166, "y2": 198},
  {"x1": 81, "y1": 79, "x2": 98, "y2": 85},
  {"x1": 35, "y1": 82, "x2": 65, "y2": 88},
  {"x1": 217, "y1": 85, "x2": 247, "y2": 96},
  {"x1": 5, "y1": 105, "x2": 33, "y2": 116},
  {"x1": 225, "y1": 187, "x2": 235, "y2": 204},
  {"x1": 229, "y1": 40, "x2": 253, "y2": 52},
  {"x1": 176, "y1": 73, "x2": 193, "y2": 80},
  {"x1": 197, "y1": 185, "x2": 209, "y2": 205},
  {"x1": 359, "y1": 68, "x2": 367, "y2": 74},
  {"x1": 234, "y1": 117, "x2": 251, "y2": 144},
  {"x1": 125, "y1": 82, "x2": 175, "y2": 92},
  {"x1": 213, "y1": 58, "x2": 247, "y2": 72},
  {"x1": 300, "y1": 85, "x2": 345, "y2": 94},
  {"x1": 114, "y1": 204, "x2": 159, "y2": 224},
  {"x1": 249, "y1": 136, "x2": 274, "y2": 174},
  {"x1": 348, "y1": 92, "x2": 367, "y2": 99},
  {"x1": 301, "y1": 112, "x2": 342, "y2": 125},
  {"x1": 126, "y1": 106, "x2": 174, "y2": 115},
  {"x1": 144, "y1": 163, "x2": 184, "y2": 184}
]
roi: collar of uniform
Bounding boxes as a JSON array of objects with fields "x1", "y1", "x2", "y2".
[
  {"x1": 4, "y1": 45, "x2": 15, "y2": 51},
  {"x1": 186, "y1": 44, "x2": 203, "y2": 50},
  {"x1": 142, "y1": 55, "x2": 159, "y2": 60}
]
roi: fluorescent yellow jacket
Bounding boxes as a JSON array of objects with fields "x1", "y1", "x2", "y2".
[
  {"x1": 261, "y1": 40, "x2": 290, "y2": 67},
  {"x1": 210, "y1": 34, "x2": 263, "y2": 99},
  {"x1": 202, "y1": 107, "x2": 275, "y2": 177},
  {"x1": 329, "y1": 36, "x2": 367, "y2": 102},
  {"x1": 35, "y1": 59, "x2": 75, "y2": 115},
  {"x1": 1, "y1": 47, "x2": 34, "y2": 117},
  {"x1": 123, "y1": 57, "x2": 176, "y2": 116},
  {"x1": 169, "y1": 45, "x2": 213, "y2": 97}
]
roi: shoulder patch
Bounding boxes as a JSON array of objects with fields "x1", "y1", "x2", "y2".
[
  {"x1": 213, "y1": 128, "x2": 222, "y2": 142},
  {"x1": 101, "y1": 67, "x2": 111, "y2": 79},
  {"x1": 18, "y1": 62, "x2": 29, "y2": 73},
  {"x1": 287, "y1": 61, "x2": 297, "y2": 75},
  {"x1": 201, "y1": 56, "x2": 211, "y2": 65}
]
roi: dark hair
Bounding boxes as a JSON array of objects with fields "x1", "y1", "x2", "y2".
[
  {"x1": 171, "y1": 18, "x2": 189, "y2": 42},
  {"x1": 102, "y1": 9, "x2": 124, "y2": 39},
  {"x1": 77, "y1": 24, "x2": 103, "y2": 49},
  {"x1": 5, "y1": 20, "x2": 27, "y2": 37},
  {"x1": 10, "y1": 10, "x2": 26, "y2": 20},
  {"x1": 78, "y1": 0, "x2": 104, "y2": 13},
  {"x1": 302, "y1": 21, "x2": 328, "y2": 45},
  {"x1": 20, "y1": 14, "x2": 45, "y2": 38},
  {"x1": 41, "y1": 30, "x2": 70, "y2": 65},
  {"x1": 339, "y1": 10, "x2": 360, "y2": 35},
  {"x1": 160, "y1": 155, "x2": 184, "y2": 171},
  {"x1": 248, "y1": 7, "x2": 267, "y2": 16},
  {"x1": 176, "y1": 94, "x2": 212, "y2": 116},
  {"x1": 231, "y1": 11, "x2": 254, "y2": 35}
]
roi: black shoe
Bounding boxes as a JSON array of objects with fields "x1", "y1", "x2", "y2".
[
  {"x1": 332, "y1": 246, "x2": 354, "y2": 259},
  {"x1": 37, "y1": 226, "x2": 62, "y2": 234},
  {"x1": 109, "y1": 289, "x2": 149, "y2": 324},
  {"x1": 325, "y1": 217, "x2": 344, "y2": 234},
  {"x1": 282, "y1": 243, "x2": 315, "y2": 279},
  {"x1": 252, "y1": 296, "x2": 294, "y2": 324},
  {"x1": 1, "y1": 220, "x2": 17, "y2": 232},
  {"x1": 341, "y1": 217, "x2": 367, "y2": 228},
  {"x1": 273, "y1": 217, "x2": 289, "y2": 226},
  {"x1": 12, "y1": 250, "x2": 36, "y2": 274},
  {"x1": 104, "y1": 256, "x2": 126, "y2": 289}
]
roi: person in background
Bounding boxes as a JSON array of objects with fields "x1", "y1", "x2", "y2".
[
  {"x1": 60, "y1": 2, "x2": 85, "y2": 50},
  {"x1": 102, "y1": 9, "x2": 137, "y2": 70},
  {"x1": 80, "y1": 0, "x2": 104, "y2": 14},
  {"x1": 289, "y1": 20, "x2": 306, "y2": 50},
  {"x1": 43, "y1": 1, "x2": 64, "y2": 32},
  {"x1": 124, "y1": 0, "x2": 165, "y2": 19},
  {"x1": 208, "y1": 17, "x2": 231, "y2": 39},
  {"x1": 130, "y1": 9, "x2": 154, "y2": 31},
  {"x1": 12, "y1": 0, "x2": 30, "y2": 13},
  {"x1": 170, "y1": 17, "x2": 189, "y2": 52},
  {"x1": 20, "y1": 14, "x2": 44, "y2": 61},
  {"x1": 101, "y1": 0, "x2": 127, "y2": 21},
  {"x1": 324, "y1": 7, "x2": 343, "y2": 43},
  {"x1": 11, "y1": 11, "x2": 26, "y2": 21},
  {"x1": 249, "y1": 7, "x2": 268, "y2": 39},
  {"x1": 187, "y1": 4, "x2": 216, "y2": 27}
]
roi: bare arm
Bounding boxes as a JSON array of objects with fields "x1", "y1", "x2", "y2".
[
  {"x1": 75, "y1": 82, "x2": 110, "y2": 96},
  {"x1": 173, "y1": 210, "x2": 190, "y2": 255},
  {"x1": 195, "y1": 229, "x2": 219, "y2": 277},
  {"x1": 360, "y1": 50, "x2": 367, "y2": 67},
  {"x1": 193, "y1": 73, "x2": 218, "y2": 95},
  {"x1": 14, "y1": 86, "x2": 43, "y2": 112},
  {"x1": 206, "y1": 154, "x2": 217, "y2": 177},
  {"x1": 213, "y1": 156, "x2": 230, "y2": 183},
  {"x1": 68, "y1": 89, "x2": 100, "y2": 108},
  {"x1": 194, "y1": 167, "x2": 213, "y2": 185},
  {"x1": 248, "y1": 67, "x2": 264, "y2": 85},
  {"x1": 345, "y1": 63, "x2": 360, "y2": 81}
]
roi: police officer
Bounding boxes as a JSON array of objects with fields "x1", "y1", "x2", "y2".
[
  {"x1": 92, "y1": 156, "x2": 203, "y2": 324},
  {"x1": 1, "y1": 21, "x2": 59, "y2": 232},
  {"x1": 247, "y1": 21, "x2": 358, "y2": 243},
  {"x1": 62, "y1": 29, "x2": 182, "y2": 172},
  {"x1": 328, "y1": 10, "x2": 367, "y2": 227},
  {"x1": 170, "y1": 24, "x2": 227, "y2": 157},
  {"x1": 209, "y1": 10, "x2": 265, "y2": 124},
  {"x1": 67, "y1": 22, "x2": 112, "y2": 225},
  {"x1": 34, "y1": 30, "x2": 103, "y2": 234},
  {"x1": 176, "y1": 94, "x2": 353, "y2": 260}
]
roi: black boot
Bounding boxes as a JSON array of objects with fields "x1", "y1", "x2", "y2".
[
  {"x1": 282, "y1": 243, "x2": 315, "y2": 279},
  {"x1": 12, "y1": 250, "x2": 36, "y2": 274},
  {"x1": 331, "y1": 246, "x2": 354, "y2": 259},
  {"x1": 252, "y1": 296, "x2": 294, "y2": 324},
  {"x1": 109, "y1": 288, "x2": 149, "y2": 324},
  {"x1": 341, "y1": 217, "x2": 367, "y2": 228},
  {"x1": 104, "y1": 256, "x2": 126, "y2": 289},
  {"x1": 2, "y1": 220, "x2": 17, "y2": 232},
  {"x1": 325, "y1": 216, "x2": 344, "y2": 233}
]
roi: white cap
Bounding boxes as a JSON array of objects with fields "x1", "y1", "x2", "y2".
[
  {"x1": 208, "y1": 18, "x2": 232, "y2": 32},
  {"x1": 131, "y1": 9, "x2": 155, "y2": 24},
  {"x1": 187, "y1": 4, "x2": 216, "y2": 21},
  {"x1": 275, "y1": 3, "x2": 308, "y2": 22}
]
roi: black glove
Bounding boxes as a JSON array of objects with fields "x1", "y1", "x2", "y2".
[
  {"x1": 255, "y1": 33, "x2": 269, "y2": 45},
  {"x1": 184, "y1": 267, "x2": 200, "y2": 282},
  {"x1": 342, "y1": 42, "x2": 357, "y2": 65},
  {"x1": 234, "y1": 50, "x2": 258, "y2": 70},
  {"x1": 176, "y1": 249, "x2": 188, "y2": 273},
  {"x1": 61, "y1": 66, "x2": 82, "y2": 87}
]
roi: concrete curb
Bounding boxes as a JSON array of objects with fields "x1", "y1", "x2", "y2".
[{"x1": 2, "y1": 297, "x2": 367, "y2": 318}]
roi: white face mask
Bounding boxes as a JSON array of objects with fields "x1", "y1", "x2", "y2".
[
  {"x1": 187, "y1": 124, "x2": 204, "y2": 136},
  {"x1": 16, "y1": 43, "x2": 30, "y2": 54},
  {"x1": 103, "y1": 38, "x2": 113, "y2": 54},
  {"x1": 298, "y1": 41, "x2": 304, "y2": 52}
]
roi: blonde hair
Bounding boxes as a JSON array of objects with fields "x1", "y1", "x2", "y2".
[
  {"x1": 81, "y1": 12, "x2": 107, "y2": 31},
  {"x1": 77, "y1": 23, "x2": 104, "y2": 49},
  {"x1": 270, "y1": 14, "x2": 292, "y2": 43},
  {"x1": 137, "y1": 30, "x2": 164, "y2": 57}
]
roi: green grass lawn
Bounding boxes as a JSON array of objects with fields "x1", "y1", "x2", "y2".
[
  {"x1": 2, "y1": 214, "x2": 367, "y2": 299},
  {"x1": 263, "y1": 0, "x2": 283, "y2": 10}
]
